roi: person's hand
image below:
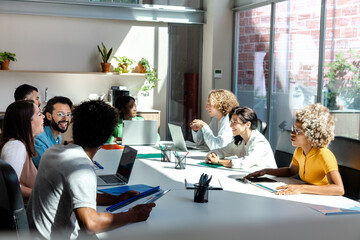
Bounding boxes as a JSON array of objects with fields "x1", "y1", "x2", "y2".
[
  {"x1": 118, "y1": 190, "x2": 139, "y2": 201},
  {"x1": 206, "y1": 152, "x2": 219, "y2": 164},
  {"x1": 128, "y1": 203, "x2": 156, "y2": 222},
  {"x1": 275, "y1": 184, "x2": 303, "y2": 195},
  {"x1": 190, "y1": 119, "x2": 207, "y2": 131},
  {"x1": 244, "y1": 169, "x2": 267, "y2": 179}
]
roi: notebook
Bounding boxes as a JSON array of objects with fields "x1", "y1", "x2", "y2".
[
  {"x1": 168, "y1": 123, "x2": 204, "y2": 151},
  {"x1": 122, "y1": 120, "x2": 158, "y2": 146},
  {"x1": 97, "y1": 145, "x2": 138, "y2": 186}
]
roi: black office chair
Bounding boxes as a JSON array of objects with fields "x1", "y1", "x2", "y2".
[
  {"x1": 274, "y1": 130, "x2": 295, "y2": 168},
  {"x1": 328, "y1": 136, "x2": 360, "y2": 201},
  {"x1": 0, "y1": 159, "x2": 30, "y2": 239},
  {"x1": 256, "y1": 119, "x2": 267, "y2": 135}
]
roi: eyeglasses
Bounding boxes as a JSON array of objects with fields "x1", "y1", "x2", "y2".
[
  {"x1": 55, "y1": 112, "x2": 73, "y2": 118},
  {"x1": 291, "y1": 125, "x2": 303, "y2": 135}
]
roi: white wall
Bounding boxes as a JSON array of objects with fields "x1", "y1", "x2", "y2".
[
  {"x1": 0, "y1": 13, "x2": 168, "y2": 138},
  {"x1": 202, "y1": 0, "x2": 234, "y2": 122},
  {"x1": 0, "y1": 1, "x2": 235, "y2": 136}
]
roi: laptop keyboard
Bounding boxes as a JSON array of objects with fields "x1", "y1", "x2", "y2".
[{"x1": 100, "y1": 175, "x2": 124, "y2": 184}]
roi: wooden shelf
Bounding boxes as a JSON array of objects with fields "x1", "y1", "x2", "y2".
[{"x1": 0, "y1": 70, "x2": 145, "y2": 76}]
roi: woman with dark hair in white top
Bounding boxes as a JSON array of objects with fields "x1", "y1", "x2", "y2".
[
  {"x1": 206, "y1": 106, "x2": 276, "y2": 171},
  {"x1": 0, "y1": 100, "x2": 44, "y2": 203}
]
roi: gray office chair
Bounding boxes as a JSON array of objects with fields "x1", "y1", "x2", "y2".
[
  {"x1": 0, "y1": 159, "x2": 30, "y2": 239},
  {"x1": 274, "y1": 130, "x2": 295, "y2": 168},
  {"x1": 328, "y1": 136, "x2": 360, "y2": 201},
  {"x1": 256, "y1": 119, "x2": 267, "y2": 135}
]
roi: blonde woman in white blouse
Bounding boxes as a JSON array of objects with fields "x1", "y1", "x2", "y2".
[
  {"x1": 206, "y1": 106, "x2": 276, "y2": 171},
  {"x1": 190, "y1": 89, "x2": 239, "y2": 150}
]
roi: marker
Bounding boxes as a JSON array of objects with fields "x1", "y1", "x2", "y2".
[{"x1": 94, "y1": 161, "x2": 104, "y2": 169}]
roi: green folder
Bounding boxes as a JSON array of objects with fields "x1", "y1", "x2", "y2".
[
  {"x1": 197, "y1": 162, "x2": 223, "y2": 168},
  {"x1": 137, "y1": 153, "x2": 162, "y2": 159}
]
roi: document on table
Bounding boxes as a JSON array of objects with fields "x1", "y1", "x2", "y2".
[
  {"x1": 308, "y1": 204, "x2": 360, "y2": 215},
  {"x1": 237, "y1": 177, "x2": 286, "y2": 193}
]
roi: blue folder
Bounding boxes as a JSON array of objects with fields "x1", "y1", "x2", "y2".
[
  {"x1": 99, "y1": 184, "x2": 156, "y2": 196},
  {"x1": 106, "y1": 186, "x2": 160, "y2": 213}
]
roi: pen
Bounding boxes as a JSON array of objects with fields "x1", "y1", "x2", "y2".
[{"x1": 94, "y1": 161, "x2": 104, "y2": 169}]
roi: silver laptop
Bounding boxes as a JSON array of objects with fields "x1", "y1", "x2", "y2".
[
  {"x1": 168, "y1": 123, "x2": 205, "y2": 151},
  {"x1": 97, "y1": 145, "x2": 138, "y2": 186},
  {"x1": 122, "y1": 120, "x2": 158, "y2": 146}
]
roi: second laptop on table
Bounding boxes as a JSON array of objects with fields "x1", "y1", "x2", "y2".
[{"x1": 122, "y1": 120, "x2": 158, "y2": 146}]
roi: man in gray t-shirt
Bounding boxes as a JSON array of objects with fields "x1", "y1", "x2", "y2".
[{"x1": 27, "y1": 100, "x2": 155, "y2": 239}]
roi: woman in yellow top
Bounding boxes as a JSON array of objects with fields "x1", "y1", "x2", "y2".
[{"x1": 246, "y1": 103, "x2": 344, "y2": 196}]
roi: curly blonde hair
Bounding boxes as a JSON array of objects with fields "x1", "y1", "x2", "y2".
[
  {"x1": 296, "y1": 103, "x2": 335, "y2": 148},
  {"x1": 208, "y1": 89, "x2": 239, "y2": 116}
]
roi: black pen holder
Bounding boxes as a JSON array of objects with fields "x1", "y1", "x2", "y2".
[
  {"x1": 175, "y1": 155, "x2": 186, "y2": 169},
  {"x1": 194, "y1": 184, "x2": 209, "y2": 203}
]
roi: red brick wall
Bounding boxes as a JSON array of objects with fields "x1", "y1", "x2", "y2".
[{"x1": 236, "y1": 0, "x2": 360, "y2": 90}]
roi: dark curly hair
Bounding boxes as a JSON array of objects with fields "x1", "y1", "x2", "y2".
[
  {"x1": 114, "y1": 95, "x2": 135, "y2": 120},
  {"x1": 72, "y1": 100, "x2": 119, "y2": 148}
]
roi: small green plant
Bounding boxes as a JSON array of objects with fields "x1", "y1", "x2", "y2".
[
  {"x1": 0, "y1": 52, "x2": 17, "y2": 62},
  {"x1": 138, "y1": 57, "x2": 160, "y2": 96},
  {"x1": 138, "y1": 57, "x2": 151, "y2": 73},
  {"x1": 323, "y1": 49, "x2": 360, "y2": 110},
  {"x1": 97, "y1": 42, "x2": 113, "y2": 63},
  {"x1": 114, "y1": 56, "x2": 135, "y2": 73}
]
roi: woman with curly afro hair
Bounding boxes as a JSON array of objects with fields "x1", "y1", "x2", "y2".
[
  {"x1": 245, "y1": 103, "x2": 344, "y2": 196},
  {"x1": 190, "y1": 89, "x2": 239, "y2": 150}
]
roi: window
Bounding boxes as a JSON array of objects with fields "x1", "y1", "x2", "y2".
[
  {"x1": 234, "y1": 0, "x2": 360, "y2": 146},
  {"x1": 323, "y1": 0, "x2": 360, "y2": 139},
  {"x1": 234, "y1": 5, "x2": 271, "y2": 123}
]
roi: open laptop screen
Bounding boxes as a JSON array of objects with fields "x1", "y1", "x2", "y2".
[{"x1": 116, "y1": 145, "x2": 138, "y2": 183}]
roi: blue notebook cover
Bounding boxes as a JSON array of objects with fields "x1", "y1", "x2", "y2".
[
  {"x1": 99, "y1": 184, "x2": 155, "y2": 196},
  {"x1": 106, "y1": 186, "x2": 160, "y2": 213}
]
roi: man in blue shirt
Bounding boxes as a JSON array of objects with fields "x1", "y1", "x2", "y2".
[{"x1": 33, "y1": 96, "x2": 73, "y2": 168}]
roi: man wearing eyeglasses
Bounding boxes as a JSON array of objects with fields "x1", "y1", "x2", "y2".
[{"x1": 32, "y1": 96, "x2": 73, "y2": 168}]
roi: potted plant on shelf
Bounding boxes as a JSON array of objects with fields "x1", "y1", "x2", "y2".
[
  {"x1": 0, "y1": 52, "x2": 17, "y2": 70},
  {"x1": 138, "y1": 57, "x2": 150, "y2": 73},
  {"x1": 138, "y1": 57, "x2": 160, "y2": 96},
  {"x1": 114, "y1": 56, "x2": 135, "y2": 73},
  {"x1": 97, "y1": 42, "x2": 113, "y2": 73}
]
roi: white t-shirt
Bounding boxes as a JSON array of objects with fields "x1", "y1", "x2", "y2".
[
  {"x1": 192, "y1": 115, "x2": 233, "y2": 150},
  {"x1": 27, "y1": 143, "x2": 97, "y2": 239}
]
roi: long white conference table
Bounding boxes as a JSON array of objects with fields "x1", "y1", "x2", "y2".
[{"x1": 94, "y1": 145, "x2": 360, "y2": 240}]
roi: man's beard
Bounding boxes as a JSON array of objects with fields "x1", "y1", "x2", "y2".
[{"x1": 51, "y1": 119, "x2": 69, "y2": 134}]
